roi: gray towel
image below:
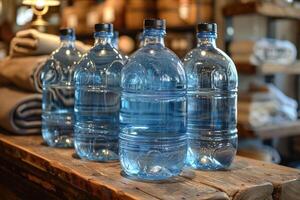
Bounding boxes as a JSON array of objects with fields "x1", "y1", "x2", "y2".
[
  {"x1": 0, "y1": 56, "x2": 47, "y2": 93},
  {"x1": 0, "y1": 87, "x2": 42, "y2": 134}
]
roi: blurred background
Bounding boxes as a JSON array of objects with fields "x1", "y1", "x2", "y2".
[{"x1": 1, "y1": 0, "x2": 300, "y2": 168}]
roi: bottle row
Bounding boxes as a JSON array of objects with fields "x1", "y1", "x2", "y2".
[{"x1": 41, "y1": 19, "x2": 238, "y2": 181}]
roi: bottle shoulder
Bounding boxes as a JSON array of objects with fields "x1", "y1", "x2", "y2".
[
  {"x1": 121, "y1": 45, "x2": 186, "y2": 91},
  {"x1": 184, "y1": 47, "x2": 237, "y2": 74},
  {"x1": 75, "y1": 44, "x2": 124, "y2": 69},
  {"x1": 50, "y1": 46, "x2": 82, "y2": 67},
  {"x1": 184, "y1": 47, "x2": 234, "y2": 65},
  {"x1": 183, "y1": 47, "x2": 238, "y2": 90},
  {"x1": 125, "y1": 45, "x2": 183, "y2": 70},
  {"x1": 80, "y1": 44, "x2": 124, "y2": 64},
  {"x1": 74, "y1": 45, "x2": 125, "y2": 86}
]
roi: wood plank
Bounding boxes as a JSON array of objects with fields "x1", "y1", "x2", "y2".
[
  {"x1": 223, "y1": 1, "x2": 300, "y2": 20},
  {"x1": 0, "y1": 134, "x2": 299, "y2": 199},
  {"x1": 183, "y1": 156, "x2": 300, "y2": 199}
]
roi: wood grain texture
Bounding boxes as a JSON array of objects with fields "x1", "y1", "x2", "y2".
[{"x1": 0, "y1": 134, "x2": 299, "y2": 200}]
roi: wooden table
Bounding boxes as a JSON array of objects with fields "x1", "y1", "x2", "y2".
[{"x1": 0, "y1": 133, "x2": 299, "y2": 200}]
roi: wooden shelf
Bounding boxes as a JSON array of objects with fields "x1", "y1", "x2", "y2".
[
  {"x1": 238, "y1": 120, "x2": 300, "y2": 139},
  {"x1": 260, "y1": 61, "x2": 300, "y2": 75},
  {"x1": 223, "y1": 1, "x2": 300, "y2": 20},
  {"x1": 235, "y1": 61, "x2": 300, "y2": 75},
  {"x1": 0, "y1": 134, "x2": 300, "y2": 199}
]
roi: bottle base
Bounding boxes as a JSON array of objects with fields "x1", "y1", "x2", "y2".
[
  {"x1": 42, "y1": 131, "x2": 73, "y2": 148},
  {"x1": 74, "y1": 139, "x2": 119, "y2": 162},
  {"x1": 119, "y1": 143, "x2": 186, "y2": 181},
  {"x1": 42, "y1": 114, "x2": 74, "y2": 148},
  {"x1": 186, "y1": 136, "x2": 237, "y2": 170},
  {"x1": 75, "y1": 145, "x2": 119, "y2": 162},
  {"x1": 186, "y1": 155, "x2": 234, "y2": 170}
]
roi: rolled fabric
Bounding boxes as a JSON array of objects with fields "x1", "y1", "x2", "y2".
[
  {"x1": 0, "y1": 55, "x2": 47, "y2": 93},
  {"x1": 10, "y1": 29, "x2": 60, "y2": 57},
  {"x1": 9, "y1": 29, "x2": 89, "y2": 57},
  {"x1": 238, "y1": 84, "x2": 298, "y2": 129},
  {"x1": 0, "y1": 87, "x2": 42, "y2": 134},
  {"x1": 229, "y1": 38, "x2": 297, "y2": 66}
]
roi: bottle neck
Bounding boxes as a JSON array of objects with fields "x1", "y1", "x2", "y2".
[
  {"x1": 94, "y1": 32, "x2": 113, "y2": 46},
  {"x1": 60, "y1": 39, "x2": 75, "y2": 48},
  {"x1": 197, "y1": 31, "x2": 217, "y2": 48},
  {"x1": 197, "y1": 37, "x2": 217, "y2": 48},
  {"x1": 142, "y1": 29, "x2": 165, "y2": 47}
]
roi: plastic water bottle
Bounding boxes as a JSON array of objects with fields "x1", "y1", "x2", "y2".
[
  {"x1": 112, "y1": 31, "x2": 119, "y2": 49},
  {"x1": 183, "y1": 23, "x2": 238, "y2": 170},
  {"x1": 120, "y1": 19, "x2": 187, "y2": 180},
  {"x1": 74, "y1": 23, "x2": 125, "y2": 161},
  {"x1": 41, "y1": 28, "x2": 82, "y2": 147}
]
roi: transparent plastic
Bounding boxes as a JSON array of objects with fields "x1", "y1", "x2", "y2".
[
  {"x1": 42, "y1": 34, "x2": 82, "y2": 148},
  {"x1": 120, "y1": 29, "x2": 187, "y2": 180},
  {"x1": 74, "y1": 32, "x2": 125, "y2": 161},
  {"x1": 183, "y1": 34, "x2": 238, "y2": 170}
]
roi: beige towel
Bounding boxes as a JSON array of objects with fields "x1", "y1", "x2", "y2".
[
  {"x1": 0, "y1": 56, "x2": 47, "y2": 93},
  {"x1": 0, "y1": 87, "x2": 42, "y2": 134}
]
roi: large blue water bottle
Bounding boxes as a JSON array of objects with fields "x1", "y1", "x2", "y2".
[
  {"x1": 41, "y1": 28, "x2": 82, "y2": 147},
  {"x1": 120, "y1": 19, "x2": 187, "y2": 180},
  {"x1": 183, "y1": 23, "x2": 238, "y2": 170},
  {"x1": 74, "y1": 23, "x2": 125, "y2": 161}
]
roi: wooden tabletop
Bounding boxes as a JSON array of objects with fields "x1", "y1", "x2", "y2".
[{"x1": 0, "y1": 133, "x2": 299, "y2": 200}]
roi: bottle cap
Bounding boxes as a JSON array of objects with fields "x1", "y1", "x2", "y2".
[
  {"x1": 59, "y1": 28, "x2": 75, "y2": 36},
  {"x1": 95, "y1": 23, "x2": 113, "y2": 33},
  {"x1": 144, "y1": 19, "x2": 166, "y2": 30},
  {"x1": 197, "y1": 23, "x2": 217, "y2": 33}
]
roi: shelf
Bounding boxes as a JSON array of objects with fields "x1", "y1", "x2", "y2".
[
  {"x1": 260, "y1": 61, "x2": 300, "y2": 75},
  {"x1": 235, "y1": 61, "x2": 300, "y2": 75},
  {"x1": 238, "y1": 120, "x2": 300, "y2": 139},
  {"x1": 223, "y1": 1, "x2": 300, "y2": 20}
]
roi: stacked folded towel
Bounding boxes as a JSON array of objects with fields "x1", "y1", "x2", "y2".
[
  {"x1": 1, "y1": 28, "x2": 88, "y2": 134},
  {"x1": 230, "y1": 38, "x2": 297, "y2": 66},
  {"x1": 0, "y1": 56, "x2": 47, "y2": 134},
  {"x1": 238, "y1": 84, "x2": 298, "y2": 129}
]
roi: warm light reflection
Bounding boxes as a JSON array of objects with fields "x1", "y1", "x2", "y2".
[
  {"x1": 179, "y1": 0, "x2": 189, "y2": 20},
  {"x1": 103, "y1": 6, "x2": 115, "y2": 23},
  {"x1": 22, "y1": 0, "x2": 60, "y2": 7}
]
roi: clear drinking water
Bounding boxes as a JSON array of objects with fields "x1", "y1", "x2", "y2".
[
  {"x1": 120, "y1": 19, "x2": 187, "y2": 180},
  {"x1": 42, "y1": 28, "x2": 82, "y2": 147},
  {"x1": 183, "y1": 23, "x2": 238, "y2": 170},
  {"x1": 74, "y1": 23, "x2": 125, "y2": 161}
]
